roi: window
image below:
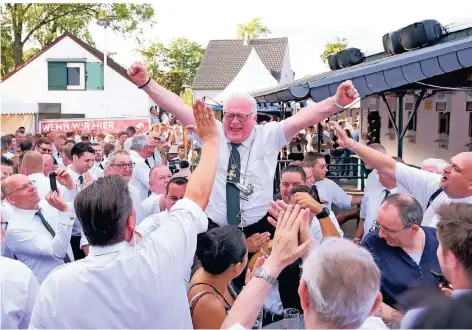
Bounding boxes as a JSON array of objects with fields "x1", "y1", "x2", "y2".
[
  {"x1": 388, "y1": 112, "x2": 396, "y2": 129},
  {"x1": 467, "y1": 102, "x2": 472, "y2": 111},
  {"x1": 438, "y1": 112, "x2": 450, "y2": 135},
  {"x1": 48, "y1": 62, "x2": 103, "y2": 91},
  {"x1": 469, "y1": 113, "x2": 472, "y2": 137},
  {"x1": 436, "y1": 102, "x2": 447, "y2": 111},
  {"x1": 407, "y1": 111, "x2": 417, "y2": 131},
  {"x1": 66, "y1": 63, "x2": 85, "y2": 89}
]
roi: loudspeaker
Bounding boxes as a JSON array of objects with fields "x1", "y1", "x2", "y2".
[
  {"x1": 367, "y1": 111, "x2": 381, "y2": 144},
  {"x1": 382, "y1": 30, "x2": 405, "y2": 55},
  {"x1": 400, "y1": 20, "x2": 442, "y2": 50},
  {"x1": 336, "y1": 48, "x2": 365, "y2": 68},
  {"x1": 328, "y1": 53, "x2": 340, "y2": 71}
]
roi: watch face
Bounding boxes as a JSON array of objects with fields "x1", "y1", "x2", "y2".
[{"x1": 254, "y1": 267, "x2": 264, "y2": 277}]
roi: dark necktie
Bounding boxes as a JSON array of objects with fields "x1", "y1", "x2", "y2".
[
  {"x1": 35, "y1": 210, "x2": 71, "y2": 263},
  {"x1": 227, "y1": 143, "x2": 241, "y2": 226},
  {"x1": 382, "y1": 189, "x2": 391, "y2": 202},
  {"x1": 144, "y1": 159, "x2": 151, "y2": 169},
  {"x1": 78, "y1": 175, "x2": 84, "y2": 185}
]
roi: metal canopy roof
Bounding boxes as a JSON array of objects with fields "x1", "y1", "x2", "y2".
[{"x1": 251, "y1": 32, "x2": 472, "y2": 103}]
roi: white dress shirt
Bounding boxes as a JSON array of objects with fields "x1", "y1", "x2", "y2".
[
  {"x1": 205, "y1": 121, "x2": 287, "y2": 226},
  {"x1": 129, "y1": 183, "x2": 145, "y2": 224},
  {"x1": 135, "y1": 211, "x2": 193, "y2": 286},
  {"x1": 2, "y1": 151, "x2": 14, "y2": 159},
  {"x1": 67, "y1": 166, "x2": 97, "y2": 236},
  {"x1": 140, "y1": 193, "x2": 162, "y2": 219},
  {"x1": 395, "y1": 163, "x2": 472, "y2": 227},
  {"x1": 28, "y1": 172, "x2": 66, "y2": 201},
  {"x1": 309, "y1": 210, "x2": 344, "y2": 243},
  {"x1": 124, "y1": 137, "x2": 133, "y2": 151},
  {"x1": 88, "y1": 162, "x2": 104, "y2": 178},
  {"x1": 315, "y1": 178, "x2": 353, "y2": 211},
  {"x1": 2, "y1": 201, "x2": 75, "y2": 283},
  {"x1": 0, "y1": 257, "x2": 39, "y2": 329},
  {"x1": 30, "y1": 198, "x2": 208, "y2": 329},
  {"x1": 129, "y1": 150, "x2": 151, "y2": 202}
]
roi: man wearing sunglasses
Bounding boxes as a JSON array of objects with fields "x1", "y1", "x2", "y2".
[
  {"x1": 128, "y1": 62, "x2": 359, "y2": 246},
  {"x1": 1, "y1": 174, "x2": 75, "y2": 283},
  {"x1": 33, "y1": 137, "x2": 54, "y2": 156}
]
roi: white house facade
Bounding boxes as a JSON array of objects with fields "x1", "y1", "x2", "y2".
[{"x1": 1, "y1": 33, "x2": 149, "y2": 123}]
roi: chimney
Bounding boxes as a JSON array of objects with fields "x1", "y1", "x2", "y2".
[{"x1": 243, "y1": 31, "x2": 248, "y2": 46}]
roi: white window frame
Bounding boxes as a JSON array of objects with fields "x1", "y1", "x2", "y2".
[{"x1": 66, "y1": 63, "x2": 85, "y2": 90}]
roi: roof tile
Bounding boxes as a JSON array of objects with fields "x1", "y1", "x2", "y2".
[{"x1": 192, "y1": 38, "x2": 288, "y2": 90}]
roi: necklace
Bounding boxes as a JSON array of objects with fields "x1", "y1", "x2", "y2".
[{"x1": 227, "y1": 136, "x2": 255, "y2": 195}]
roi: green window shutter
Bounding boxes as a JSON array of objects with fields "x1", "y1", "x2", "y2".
[
  {"x1": 85, "y1": 62, "x2": 104, "y2": 90},
  {"x1": 47, "y1": 62, "x2": 67, "y2": 90}
]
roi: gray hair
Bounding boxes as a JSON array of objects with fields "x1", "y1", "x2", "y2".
[
  {"x1": 130, "y1": 134, "x2": 150, "y2": 152},
  {"x1": 104, "y1": 149, "x2": 130, "y2": 170},
  {"x1": 223, "y1": 93, "x2": 257, "y2": 114},
  {"x1": 421, "y1": 158, "x2": 448, "y2": 173},
  {"x1": 302, "y1": 238, "x2": 381, "y2": 329},
  {"x1": 382, "y1": 193, "x2": 423, "y2": 227}
]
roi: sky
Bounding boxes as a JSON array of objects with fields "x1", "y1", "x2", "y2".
[{"x1": 88, "y1": 0, "x2": 471, "y2": 79}]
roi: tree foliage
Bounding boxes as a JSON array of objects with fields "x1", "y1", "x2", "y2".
[
  {"x1": 320, "y1": 37, "x2": 348, "y2": 64},
  {"x1": 1, "y1": 3, "x2": 155, "y2": 77},
  {"x1": 136, "y1": 38, "x2": 204, "y2": 95},
  {"x1": 237, "y1": 18, "x2": 271, "y2": 40}
]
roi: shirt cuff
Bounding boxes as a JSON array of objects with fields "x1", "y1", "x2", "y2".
[
  {"x1": 170, "y1": 198, "x2": 208, "y2": 233},
  {"x1": 58, "y1": 212, "x2": 76, "y2": 226}
]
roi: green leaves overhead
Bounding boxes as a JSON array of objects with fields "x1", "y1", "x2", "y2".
[
  {"x1": 136, "y1": 37, "x2": 205, "y2": 95},
  {"x1": 320, "y1": 37, "x2": 348, "y2": 65},
  {"x1": 1, "y1": 3, "x2": 155, "y2": 77}
]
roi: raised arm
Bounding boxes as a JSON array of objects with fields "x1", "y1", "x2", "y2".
[
  {"x1": 282, "y1": 81, "x2": 359, "y2": 141},
  {"x1": 332, "y1": 123, "x2": 397, "y2": 180},
  {"x1": 127, "y1": 62, "x2": 196, "y2": 127},
  {"x1": 183, "y1": 100, "x2": 219, "y2": 209}
]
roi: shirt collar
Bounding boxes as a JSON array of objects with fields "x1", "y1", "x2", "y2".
[
  {"x1": 88, "y1": 241, "x2": 130, "y2": 257},
  {"x1": 28, "y1": 172, "x2": 46, "y2": 180},
  {"x1": 450, "y1": 195, "x2": 472, "y2": 203},
  {"x1": 8, "y1": 202, "x2": 41, "y2": 221},
  {"x1": 67, "y1": 165, "x2": 85, "y2": 181}
]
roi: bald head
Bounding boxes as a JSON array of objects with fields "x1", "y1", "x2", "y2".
[
  {"x1": 42, "y1": 154, "x2": 54, "y2": 176},
  {"x1": 1, "y1": 174, "x2": 26, "y2": 198},
  {"x1": 149, "y1": 165, "x2": 172, "y2": 194},
  {"x1": 22, "y1": 151, "x2": 44, "y2": 175}
]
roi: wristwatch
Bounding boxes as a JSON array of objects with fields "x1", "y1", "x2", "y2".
[
  {"x1": 316, "y1": 206, "x2": 330, "y2": 219},
  {"x1": 254, "y1": 267, "x2": 277, "y2": 285}
]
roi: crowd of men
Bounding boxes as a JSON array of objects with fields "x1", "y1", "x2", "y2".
[{"x1": 1, "y1": 61, "x2": 471, "y2": 329}]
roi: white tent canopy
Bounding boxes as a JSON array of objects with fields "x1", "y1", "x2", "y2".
[
  {"x1": 216, "y1": 48, "x2": 278, "y2": 103},
  {"x1": 1, "y1": 93, "x2": 37, "y2": 114}
]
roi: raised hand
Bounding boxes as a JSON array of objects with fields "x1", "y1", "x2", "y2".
[
  {"x1": 186, "y1": 100, "x2": 218, "y2": 143},
  {"x1": 330, "y1": 122, "x2": 355, "y2": 149},
  {"x1": 54, "y1": 168, "x2": 75, "y2": 190},
  {"x1": 333, "y1": 80, "x2": 359, "y2": 108},
  {"x1": 127, "y1": 61, "x2": 150, "y2": 87},
  {"x1": 246, "y1": 232, "x2": 271, "y2": 253},
  {"x1": 294, "y1": 192, "x2": 323, "y2": 214},
  {"x1": 46, "y1": 190, "x2": 69, "y2": 212},
  {"x1": 269, "y1": 204, "x2": 312, "y2": 269}
]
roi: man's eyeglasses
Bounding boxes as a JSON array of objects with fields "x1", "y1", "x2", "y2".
[
  {"x1": 371, "y1": 220, "x2": 408, "y2": 236},
  {"x1": 37, "y1": 145, "x2": 53, "y2": 154},
  {"x1": 110, "y1": 163, "x2": 135, "y2": 170},
  {"x1": 1, "y1": 221, "x2": 8, "y2": 231},
  {"x1": 4, "y1": 180, "x2": 36, "y2": 197},
  {"x1": 223, "y1": 112, "x2": 255, "y2": 122}
]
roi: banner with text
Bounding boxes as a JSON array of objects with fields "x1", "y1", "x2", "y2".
[{"x1": 39, "y1": 117, "x2": 150, "y2": 135}]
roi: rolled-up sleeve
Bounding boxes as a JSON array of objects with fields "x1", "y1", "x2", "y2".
[
  {"x1": 330, "y1": 182, "x2": 353, "y2": 209},
  {"x1": 395, "y1": 163, "x2": 441, "y2": 209}
]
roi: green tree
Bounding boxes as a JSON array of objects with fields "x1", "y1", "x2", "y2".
[
  {"x1": 320, "y1": 37, "x2": 348, "y2": 64},
  {"x1": 136, "y1": 37, "x2": 204, "y2": 95},
  {"x1": 237, "y1": 18, "x2": 271, "y2": 40},
  {"x1": 1, "y1": 3, "x2": 155, "y2": 77}
]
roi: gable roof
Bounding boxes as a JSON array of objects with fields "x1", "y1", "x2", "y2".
[
  {"x1": 1, "y1": 32, "x2": 132, "y2": 83},
  {"x1": 192, "y1": 37, "x2": 288, "y2": 90},
  {"x1": 251, "y1": 27, "x2": 472, "y2": 102}
]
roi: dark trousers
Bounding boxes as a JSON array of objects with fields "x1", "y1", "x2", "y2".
[
  {"x1": 70, "y1": 235, "x2": 86, "y2": 260},
  {"x1": 207, "y1": 215, "x2": 301, "y2": 311}
]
